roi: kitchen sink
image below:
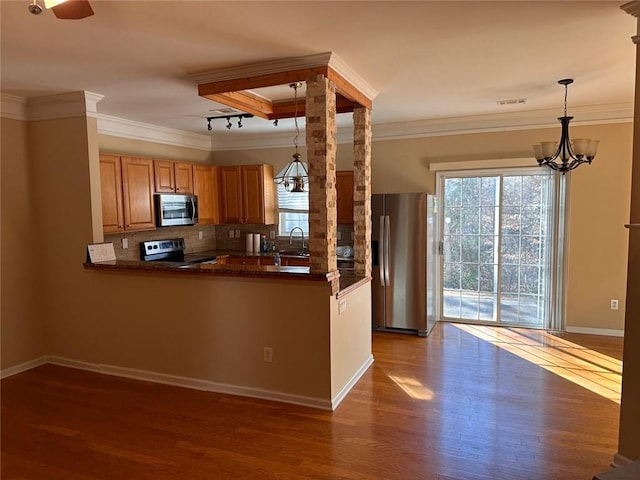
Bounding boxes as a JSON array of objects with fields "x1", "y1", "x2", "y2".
[{"x1": 278, "y1": 250, "x2": 309, "y2": 257}]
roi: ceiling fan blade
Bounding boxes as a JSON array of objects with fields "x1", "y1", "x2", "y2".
[{"x1": 51, "y1": 0, "x2": 94, "y2": 19}]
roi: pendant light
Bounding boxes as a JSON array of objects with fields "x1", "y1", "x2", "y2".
[
  {"x1": 273, "y1": 82, "x2": 309, "y2": 193},
  {"x1": 532, "y1": 79, "x2": 599, "y2": 174}
]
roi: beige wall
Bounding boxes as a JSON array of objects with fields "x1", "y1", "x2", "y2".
[
  {"x1": 1, "y1": 118, "x2": 46, "y2": 368},
  {"x1": 214, "y1": 123, "x2": 633, "y2": 332},
  {"x1": 330, "y1": 282, "x2": 372, "y2": 402},
  {"x1": 99, "y1": 134, "x2": 212, "y2": 164}
]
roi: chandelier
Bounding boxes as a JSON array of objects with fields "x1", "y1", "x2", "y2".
[
  {"x1": 273, "y1": 82, "x2": 309, "y2": 193},
  {"x1": 532, "y1": 79, "x2": 599, "y2": 174}
]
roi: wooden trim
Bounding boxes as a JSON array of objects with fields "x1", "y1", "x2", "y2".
[
  {"x1": 47, "y1": 356, "x2": 334, "y2": 410},
  {"x1": 327, "y1": 66, "x2": 373, "y2": 110},
  {"x1": 202, "y1": 92, "x2": 274, "y2": 120},
  {"x1": 0, "y1": 356, "x2": 48, "y2": 379},
  {"x1": 198, "y1": 67, "x2": 330, "y2": 96}
]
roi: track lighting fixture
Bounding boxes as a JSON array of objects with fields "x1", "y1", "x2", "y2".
[{"x1": 206, "y1": 113, "x2": 254, "y2": 131}]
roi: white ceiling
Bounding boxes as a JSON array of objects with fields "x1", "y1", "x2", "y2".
[{"x1": 0, "y1": 0, "x2": 636, "y2": 149}]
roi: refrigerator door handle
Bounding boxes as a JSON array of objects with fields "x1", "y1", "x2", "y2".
[
  {"x1": 379, "y1": 217, "x2": 386, "y2": 286},
  {"x1": 384, "y1": 215, "x2": 391, "y2": 286}
]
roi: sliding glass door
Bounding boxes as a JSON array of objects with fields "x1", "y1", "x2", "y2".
[{"x1": 439, "y1": 169, "x2": 555, "y2": 328}]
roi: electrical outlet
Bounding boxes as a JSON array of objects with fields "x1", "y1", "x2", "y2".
[
  {"x1": 122, "y1": 238, "x2": 128, "y2": 249},
  {"x1": 611, "y1": 299, "x2": 619, "y2": 310},
  {"x1": 339, "y1": 298, "x2": 347, "y2": 315},
  {"x1": 235, "y1": 229, "x2": 240, "y2": 238},
  {"x1": 228, "y1": 230, "x2": 234, "y2": 239},
  {"x1": 270, "y1": 231, "x2": 275, "y2": 240},
  {"x1": 337, "y1": 231, "x2": 342, "y2": 241},
  {"x1": 198, "y1": 231, "x2": 203, "y2": 240},
  {"x1": 263, "y1": 347, "x2": 273, "y2": 363}
]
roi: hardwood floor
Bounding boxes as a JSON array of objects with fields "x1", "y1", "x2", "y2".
[{"x1": 1, "y1": 323, "x2": 623, "y2": 479}]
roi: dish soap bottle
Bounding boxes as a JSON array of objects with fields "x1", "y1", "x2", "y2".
[{"x1": 261, "y1": 234, "x2": 268, "y2": 253}]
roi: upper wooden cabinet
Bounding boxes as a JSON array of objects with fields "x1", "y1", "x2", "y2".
[
  {"x1": 121, "y1": 156, "x2": 156, "y2": 231},
  {"x1": 99, "y1": 154, "x2": 125, "y2": 234},
  {"x1": 193, "y1": 165, "x2": 220, "y2": 225},
  {"x1": 220, "y1": 164, "x2": 276, "y2": 225},
  {"x1": 154, "y1": 160, "x2": 194, "y2": 194},
  {"x1": 336, "y1": 170, "x2": 354, "y2": 225}
]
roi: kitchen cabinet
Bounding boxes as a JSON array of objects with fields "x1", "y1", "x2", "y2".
[
  {"x1": 226, "y1": 256, "x2": 262, "y2": 266},
  {"x1": 193, "y1": 165, "x2": 220, "y2": 225},
  {"x1": 154, "y1": 160, "x2": 194, "y2": 194},
  {"x1": 219, "y1": 164, "x2": 276, "y2": 225},
  {"x1": 99, "y1": 154, "x2": 125, "y2": 234},
  {"x1": 283, "y1": 256, "x2": 309, "y2": 267},
  {"x1": 121, "y1": 156, "x2": 156, "y2": 231},
  {"x1": 336, "y1": 170, "x2": 354, "y2": 225}
]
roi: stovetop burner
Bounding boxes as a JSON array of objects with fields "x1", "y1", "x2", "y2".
[
  {"x1": 141, "y1": 238, "x2": 185, "y2": 262},
  {"x1": 140, "y1": 238, "x2": 217, "y2": 265}
]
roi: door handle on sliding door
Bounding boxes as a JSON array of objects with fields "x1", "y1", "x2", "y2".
[
  {"x1": 379, "y1": 216, "x2": 385, "y2": 286},
  {"x1": 384, "y1": 215, "x2": 391, "y2": 287}
]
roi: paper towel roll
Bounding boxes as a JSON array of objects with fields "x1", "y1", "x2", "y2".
[
  {"x1": 253, "y1": 233, "x2": 261, "y2": 253},
  {"x1": 246, "y1": 233, "x2": 254, "y2": 253}
]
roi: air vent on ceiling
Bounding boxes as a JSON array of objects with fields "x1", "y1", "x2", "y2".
[
  {"x1": 208, "y1": 107, "x2": 242, "y2": 115},
  {"x1": 497, "y1": 98, "x2": 527, "y2": 106}
]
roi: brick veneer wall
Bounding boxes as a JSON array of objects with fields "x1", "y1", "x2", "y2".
[
  {"x1": 305, "y1": 74, "x2": 338, "y2": 275},
  {"x1": 353, "y1": 106, "x2": 372, "y2": 277}
]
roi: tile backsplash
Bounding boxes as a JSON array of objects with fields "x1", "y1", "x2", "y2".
[
  {"x1": 105, "y1": 224, "x2": 217, "y2": 261},
  {"x1": 105, "y1": 223, "x2": 355, "y2": 260}
]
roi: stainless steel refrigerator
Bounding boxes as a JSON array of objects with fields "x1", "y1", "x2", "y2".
[{"x1": 372, "y1": 192, "x2": 436, "y2": 336}]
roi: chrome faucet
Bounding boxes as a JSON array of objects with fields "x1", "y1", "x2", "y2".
[{"x1": 289, "y1": 227, "x2": 306, "y2": 254}]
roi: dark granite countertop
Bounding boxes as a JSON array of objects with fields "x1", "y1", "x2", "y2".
[{"x1": 84, "y1": 252, "x2": 369, "y2": 294}]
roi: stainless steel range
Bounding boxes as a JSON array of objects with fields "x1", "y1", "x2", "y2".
[{"x1": 140, "y1": 238, "x2": 217, "y2": 266}]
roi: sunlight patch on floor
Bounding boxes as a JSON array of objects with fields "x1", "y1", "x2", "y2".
[
  {"x1": 451, "y1": 323, "x2": 622, "y2": 404},
  {"x1": 388, "y1": 375, "x2": 435, "y2": 400}
]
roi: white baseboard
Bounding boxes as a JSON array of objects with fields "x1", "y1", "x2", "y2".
[
  {"x1": 565, "y1": 326, "x2": 624, "y2": 337},
  {"x1": 612, "y1": 452, "x2": 633, "y2": 467},
  {"x1": 331, "y1": 354, "x2": 374, "y2": 410},
  {"x1": 47, "y1": 356, "x2": 334, "y2": 410},
  {"x1": 0, "y1": 356, "x2": 48, "y2": 379}
]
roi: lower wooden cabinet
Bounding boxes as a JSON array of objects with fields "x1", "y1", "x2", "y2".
[{"x1": 218, "y1": 255, "x2": 309, "y2": 267}]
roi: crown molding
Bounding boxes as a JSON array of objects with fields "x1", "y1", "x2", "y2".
[
  {"x1": 1, "y1": 91, "x2": 103, "y2": 121},
  {"x1": 370, "y1": 102, "x2": 634, "y2": 142},
  {"x1": 28, "y1": 91, "x2": 104, "y2": 121},
  {"x1": 0, "y1": 94, "x2": 28, "y2": 120},
  {"x1": 621, "y1": 1, "x2": 640, "y2": 18},
  {"x1": 190, "y1": 51, "x2": 378, "y2": 101},
  {"x1": 98, "y1": 114, "x2": 212, "y2": 151}
]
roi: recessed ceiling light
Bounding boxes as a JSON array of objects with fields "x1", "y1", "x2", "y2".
[{"x1": 497, "y1": 98, "x2": 527, "y2": 106}]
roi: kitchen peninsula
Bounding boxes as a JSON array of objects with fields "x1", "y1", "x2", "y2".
[{"x1": 83, "y1": 254, "x2": 372, "y2": 410}]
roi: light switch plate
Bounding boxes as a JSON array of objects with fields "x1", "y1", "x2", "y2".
[{"x1": 122, "y1": 238, "x2": 128, "y2": 249}]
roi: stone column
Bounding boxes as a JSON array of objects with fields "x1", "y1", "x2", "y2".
[
  {"x1": 353, "y1": 105, "x2": 372, "y2": 278},
  {"x1": 305, "y1": 74, "x2": 338, "y2": 276},
  {"x1": 616, "y1": 0, "x2": 640, "y2": 466}
]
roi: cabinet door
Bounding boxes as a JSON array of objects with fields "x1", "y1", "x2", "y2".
[
  {"x1": 99, "y1": 154, "x2": 124, "y2": 234},
  {"x1": 154, "y1": 159, "x2": 175, "y2": 193},
  {"x1": 284, "y1": 257, "x2": 310, "y2": 267},
  {"x1": 242, "y1": 164, "x2": 276, "y2": 225},
  {"x1": 121, "y1": 156, "x2": 156, "y2": 231},
  {"x1": 174, "y1": 162, "x2": 194, "y2": 194},
  {"x1": 219, "y1": 166, "x2": 243, "y2": 223},
  {"x1": 336, "y1": 170, "x2": 354, "y2": 225},
  {"x1": 227, "y1": 256, "x2": 260, "y2": 265},
  {"x1": 193, "y1": 165, "x2": 219, "y2": 225}
]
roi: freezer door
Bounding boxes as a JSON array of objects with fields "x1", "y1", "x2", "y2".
[
  {"x1": 384, "y1": 193, "x2": 427, "y2": 331},
  {"x1": 371, "y1": 194, "x2": 385, "y2": 330}
]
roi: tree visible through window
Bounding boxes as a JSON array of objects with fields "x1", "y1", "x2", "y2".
[{"x1": 277, "y1": 183, "x2": 309, "y2": 237}]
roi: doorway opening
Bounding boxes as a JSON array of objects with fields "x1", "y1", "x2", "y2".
[{"x1": 437, "y1": 168, "x2": 563, "y2": 329}]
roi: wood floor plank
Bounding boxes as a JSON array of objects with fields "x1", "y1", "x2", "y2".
[{"x1": 1, "y1": 323, "x2": 622, "y2": 479}]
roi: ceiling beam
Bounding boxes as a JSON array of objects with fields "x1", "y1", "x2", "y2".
[{"x1": 196, "y1": 55, "x2": 374, "y2": 119}]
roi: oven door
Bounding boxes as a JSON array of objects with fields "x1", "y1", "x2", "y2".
[{"x1": 155, "y1": 194, "x2": 198, "y2": 226}]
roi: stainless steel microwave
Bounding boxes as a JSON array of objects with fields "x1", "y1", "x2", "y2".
[{"x1": 154, "y1": 193, "x2": 198, "y2": 227}]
